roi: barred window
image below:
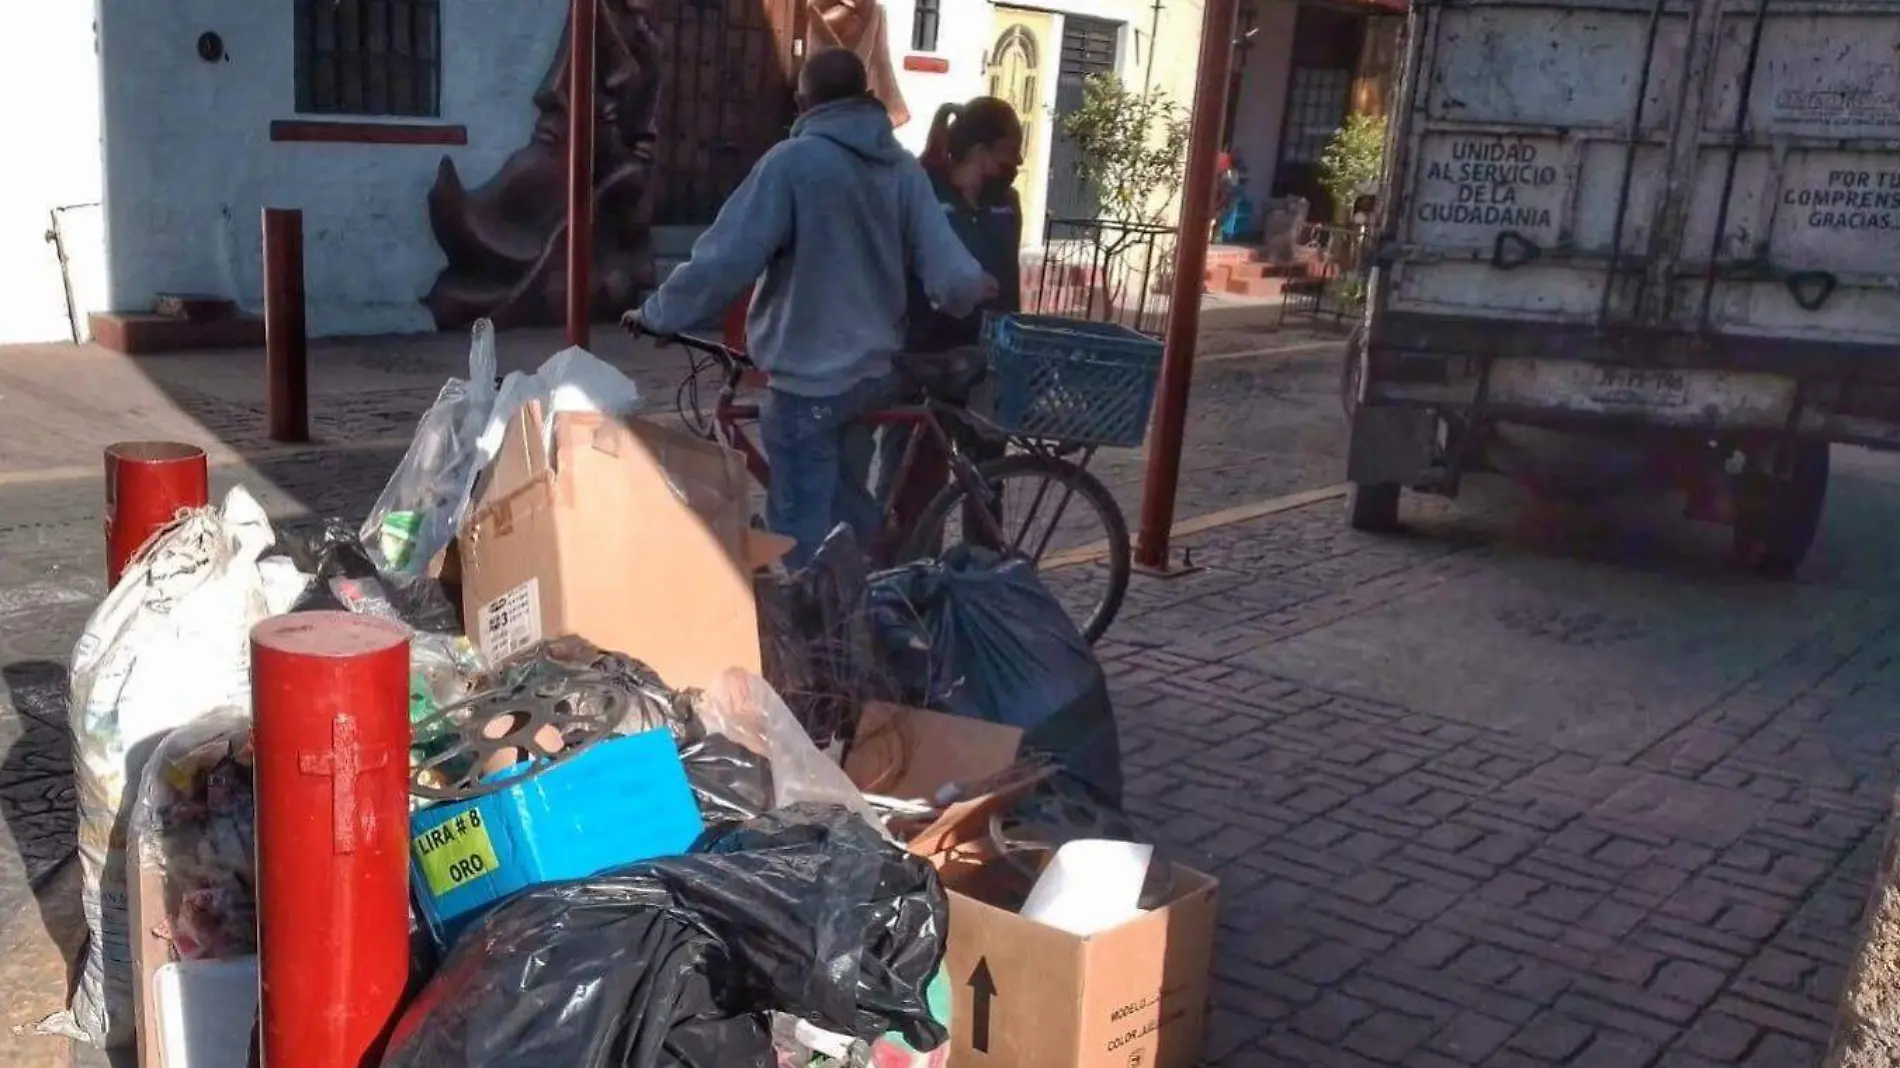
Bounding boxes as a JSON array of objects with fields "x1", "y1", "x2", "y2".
[
  {"x1": 911, "y1": 0, "x2": 941, "y2": 52},
  {"x1": 295, "y1": 0, "x2": 442, "y2": 117},
  {"x1": 1279, "y1": 67, "x2": 1352, "y2": 166}
]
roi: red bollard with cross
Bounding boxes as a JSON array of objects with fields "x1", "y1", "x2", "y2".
[{"x1": 251, "y1": 612, "x2": 412, "y2": 1068}]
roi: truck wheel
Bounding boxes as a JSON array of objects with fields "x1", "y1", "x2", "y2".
[
  {"x1": 1733, "y1": 441, "x2": 1829, "y2": 580},
  {"x1": 1339, "y1": 323, "x2": 1366, "y2": 420},
  {"x1": 1348, "y1": 482, "x2": 1402, "y2": 533}
]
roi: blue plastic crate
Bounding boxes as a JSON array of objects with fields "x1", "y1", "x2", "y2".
[{"x1": 982, "y1": 314, "x2": 1164, "y2": 447}]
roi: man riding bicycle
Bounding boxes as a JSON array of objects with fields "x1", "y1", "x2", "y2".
[{"x1": 622, "y1": 48, "x2": 994, "y2": 568}]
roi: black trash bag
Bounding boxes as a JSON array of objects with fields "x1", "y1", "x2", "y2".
[
  {"x1": 866, "y1": 547, "x2": 1123, "y2": 805},
  {"x1": 275, "y1": 518, "x2": 462, "y2": 633},
  {"x1": 756, "y1": 525, "x2": 893, "y2": 750},
  {"x1": 381, "y1": 805, "x2": 949, "y2": 1068},
  {"x1": 678, "y1": 733, "x2": 775, "y2": 832}
]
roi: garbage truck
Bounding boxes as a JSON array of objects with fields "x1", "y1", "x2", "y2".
[{"x1": 1341, "y1": 0, "x2": 1900, "y2": 576}]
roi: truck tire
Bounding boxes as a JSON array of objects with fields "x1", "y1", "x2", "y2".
[
  {"x1": 1734, "y1": 441, "x2": 1829, "y2": 580},
  {"x1": 1348, "y1": 482, "x2": 1403, "y2": 532},
  {"x1": 1339, "y1": 323, "x2": 1366, "y2": 419},
  {"x1": 1341, "y1": 325, "x2": 1405, "y2": 532}
]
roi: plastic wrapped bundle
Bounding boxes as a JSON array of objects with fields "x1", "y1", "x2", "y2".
[{"x1": 130, "y1": 709, "x2": 257, "y2": 962}]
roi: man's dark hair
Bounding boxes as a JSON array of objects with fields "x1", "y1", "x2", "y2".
[{"x1": 799, "y1": 47, "x2": 870, "y2": 107}]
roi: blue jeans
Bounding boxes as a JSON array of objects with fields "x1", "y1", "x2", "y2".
[{"x1": 761, "y1": 374, "x2": 896, "y2": 569}]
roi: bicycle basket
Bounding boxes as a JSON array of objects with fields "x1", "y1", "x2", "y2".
[{"x1": 983, "y1": 314, "x2": 1164, "y2": 448}]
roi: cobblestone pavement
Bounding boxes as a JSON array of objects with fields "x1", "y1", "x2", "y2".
[
  {"x1": 6, "y1": 318, "x2": 1897, "y2": 1067},
  {"x1": 1096, "y1": 449, "x2": 1900, "y2": 1067}
]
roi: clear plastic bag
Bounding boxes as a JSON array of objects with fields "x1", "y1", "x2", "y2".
[
  {"x1": 130, "y1": 708, "x2": 256, "y2": 962},
  {"x1": 756, "y1": 527, "x2": 894, "y2": 751},
  {"x1": 362, "y1": 320, "x2": 501, "y2": 574},
  {"x1": 694, "y1": 670, "x2": 887, "y2": 835}
]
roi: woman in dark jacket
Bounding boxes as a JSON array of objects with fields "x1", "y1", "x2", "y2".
[{"x1": 879, "y1": 96, "x2": 1025, "y2": 534}]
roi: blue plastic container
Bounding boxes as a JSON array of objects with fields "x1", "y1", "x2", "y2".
[
  {"x1": 408, "y1": 727, "x2": 704, "y2": 948},
  {"x1": 983, "y1": 314, "x2": 1164, "y2": 448}
]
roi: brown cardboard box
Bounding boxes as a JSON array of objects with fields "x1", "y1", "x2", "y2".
[
  {"x1": 129, "y1": 830, "x2": 168, "y2": 1067},
  {"x1": 844, "y1": 704, "x2": 1219, "y2": 1068},
  {"x1": 942, "y1": 864, "x2": 1218, "y2": 1068},
  {"x1": 459, "y1": 404, "x2": 786, "y2": 691}
]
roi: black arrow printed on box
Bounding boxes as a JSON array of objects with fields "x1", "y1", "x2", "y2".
[{"x1": 969, "y1": 957, "x2": 997, "y2": 1054}]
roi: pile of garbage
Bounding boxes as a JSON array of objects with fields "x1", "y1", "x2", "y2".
[{"x1": 44, "y1": 322, "x2": 1217, "y2": 1068}]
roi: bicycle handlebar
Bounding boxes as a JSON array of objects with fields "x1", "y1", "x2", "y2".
[{"x1": 625, "y1": 315, "x2": 753, "y2": 369}]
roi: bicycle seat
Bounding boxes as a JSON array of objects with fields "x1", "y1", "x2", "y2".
[{"x1": 895, "y1": 346, "x2": 990, "y2": 404}]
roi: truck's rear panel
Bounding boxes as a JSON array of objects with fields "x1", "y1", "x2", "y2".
[{"x1": 1367, "y1": 0, "x2": 1900, "y2": 445}]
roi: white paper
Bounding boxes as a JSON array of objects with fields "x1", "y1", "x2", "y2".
[
  {"x1": 1020, "y1": 839, "x2": 1154, "y2": 936},
  {"x1": 154, "y1": 956, "x2": 257, "y2": 1068}
]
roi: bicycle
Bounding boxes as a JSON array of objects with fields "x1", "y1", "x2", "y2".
[{"x1": 640, "y1": 326, "x2": 1133, "y2": 643}]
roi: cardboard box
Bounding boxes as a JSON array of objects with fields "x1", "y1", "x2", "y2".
[
  {"x1": 844, "y1": 704, "x2": 1219, "y2": 1068},
  {"x1": 458, "y1": 404, "x2": 786, "y2": 692},
  {"x1": 408, "y1": 727, "x2": 704, "y2": 946}
]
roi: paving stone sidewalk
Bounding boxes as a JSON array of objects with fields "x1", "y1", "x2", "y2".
[
  {"x1": 6, "y1": 324, "x2": 1897, "y2": 1068},
  {"x1": 1077, "y1": 455, "x2": 1900, "y2": 1068}
]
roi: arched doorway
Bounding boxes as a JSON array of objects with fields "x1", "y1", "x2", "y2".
[{"x1": 987, "y1": 10, "x2": 1052, "y2": 240}]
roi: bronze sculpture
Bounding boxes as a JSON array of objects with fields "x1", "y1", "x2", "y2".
[{"x1": 423, "y1": 0, "x2": 663, "y2": 331}]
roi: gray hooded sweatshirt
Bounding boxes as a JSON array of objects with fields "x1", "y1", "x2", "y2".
[{"x1": 637, "y1": 98, "x2": 989, "y2": 397}]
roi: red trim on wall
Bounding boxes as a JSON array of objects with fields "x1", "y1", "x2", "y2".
[
  {"x1": 269, "y1": 120, "x2": 469, "y2": 146},
  {"x1": 902, "y1": 55, "x2": 951, "y2": 73}
]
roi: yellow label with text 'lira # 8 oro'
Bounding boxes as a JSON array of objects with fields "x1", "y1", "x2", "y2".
[{"x1": 412, "y1": 808, "x2": 502, "y2": 897}]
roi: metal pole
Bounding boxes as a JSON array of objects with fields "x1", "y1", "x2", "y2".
[
  {"x1": 565, "y1": 0, "x2": 599, "y2": 349},
  {"x1": 103, "y1": 441, "x2": 209, "y2": 587},
  {"x1": 1134, "y1": 0, "x2": 1240, "y2": 571},
  {"x1": 253, "y1": 612, "x2": 412, "y2": 1068},
  {"x1": 263, "y1": 208, "x2": 310, "y2": 443}
]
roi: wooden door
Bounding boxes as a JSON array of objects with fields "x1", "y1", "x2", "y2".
[
  {"x1": 988, "y1": 8, "x2": 1054, "y2": 236},
  {"x1": 651, "y1": 0, "x2": 801, "y2": 224}
]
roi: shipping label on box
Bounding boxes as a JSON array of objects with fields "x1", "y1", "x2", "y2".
[{"x1": 475, "y1": 578, "x2": 544, "y2": 665}]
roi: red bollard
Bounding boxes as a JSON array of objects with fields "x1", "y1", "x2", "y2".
[
  {"x1": 104, "y1": 441, "x2": 209, "y2": 587},
  {"x1": 252, "y1": 612, "x2": 412, "y2": 1068},
  {"x1": 263, "y1": 207, "x2": 311, "y2": 444}
]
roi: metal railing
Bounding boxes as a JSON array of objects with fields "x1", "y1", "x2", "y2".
[
  {"x1": 1025, "y1": 217, "x2": 1177, "y2": 337},
  {"x1": 1280, "y1": 223, "x2": 1371, "y2": 328}
]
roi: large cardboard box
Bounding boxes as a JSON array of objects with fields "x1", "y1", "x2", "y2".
[
  {"x1": 845, "y1": 705, "x2": 1219, "y2": 1068},
  {"x1": 459, "y1": 404, "x2": 784, "y2": 691}
]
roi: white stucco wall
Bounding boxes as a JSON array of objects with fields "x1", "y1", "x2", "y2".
[
  {"x1": 0, "y1": 4, "x2": 105, "y2": 343},
  {"x1": 97, "y1": 0, "x2": 567, "y2": 337},
  {"x1": 882, "y1": 0, "x2": 1208, "y2": 246},
  {"x1": 1229, "y1": 0, "x2": 1297, "y2": 205}
]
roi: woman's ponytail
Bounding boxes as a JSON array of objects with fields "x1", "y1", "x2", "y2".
[{"x1": 920, "y1": 102, "x2": 962, "y2": 174}]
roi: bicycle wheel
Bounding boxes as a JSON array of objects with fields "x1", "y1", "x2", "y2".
[{"x1": 899, "y1": 453, "x2": 1132, "y2": 644}]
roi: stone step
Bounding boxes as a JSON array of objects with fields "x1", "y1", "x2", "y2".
[
  {"x1": 1224, "y1": 275, "x2": 1287, "y2": 299},
  {"x1": 152, "y1": 293, "x2": 240, "y2": 323}
]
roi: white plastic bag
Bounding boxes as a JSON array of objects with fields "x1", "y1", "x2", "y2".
[
  {"x1": 361, "y1": 320, "x2": 501, "y2": 573},
  {"x1": 47, "y1": 487, "x2": 307, "y2": 1047},
  {"x1": 475, "y1": 345, "x2": 644, "y2": 467}
]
